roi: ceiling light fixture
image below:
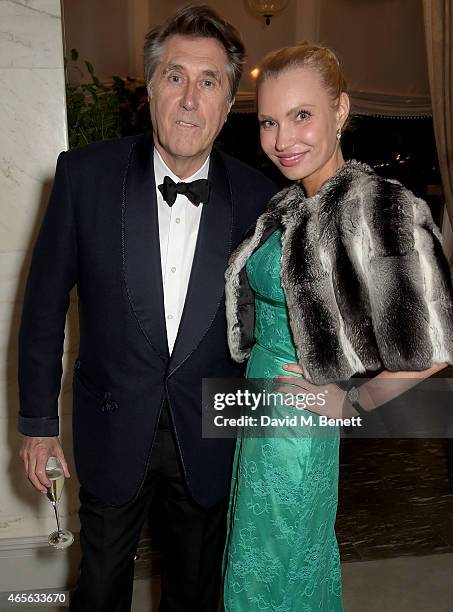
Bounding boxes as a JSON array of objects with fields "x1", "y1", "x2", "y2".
[{"x1": 246, "y1": 0, "x2": 289, "y2": 26}]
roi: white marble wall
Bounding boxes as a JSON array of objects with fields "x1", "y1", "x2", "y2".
[{"x1": 0, "y1": 0, "x2": 79, "y2": 549}]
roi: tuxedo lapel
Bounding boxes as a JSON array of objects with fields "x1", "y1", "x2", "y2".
[
  {"x1": 122, "y1": 132, "x2": 169, "y2": 362},
  {"x1": 168, "y1": 150, "x2": 233, "y2": 374}
]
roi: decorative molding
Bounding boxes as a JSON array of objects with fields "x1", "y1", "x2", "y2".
[
  {"x1": 232, "y1": 90, "x2": 433, "y2": 118},
  {"x1": 0, "y1": 534, "x2": 78, "y2": 554},
  {"x1": 0, "y1": 533, "x2": 160, "y2": 587},
  {"x1": 349, "y1": 90, "x2": 432, "y2": 118},
  {"x1": 232, "y1": 91, "x2": 256, "y2": 113},
  {"x1": 0, "y1": 535, "x2": 80, "y2": 592}
]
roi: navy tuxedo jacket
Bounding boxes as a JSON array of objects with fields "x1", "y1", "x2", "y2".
[{"x1": 18, "y1": 132, "x2": 277, "y2": 507}]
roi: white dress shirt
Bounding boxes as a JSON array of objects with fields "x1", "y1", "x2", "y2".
[{"x1": 154, "y1": 148, "x2": 210, "y2": 353}]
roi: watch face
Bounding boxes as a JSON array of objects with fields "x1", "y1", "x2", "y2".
[{"x1": 348, "y1": 386, "x2": 360, "y2": 403}]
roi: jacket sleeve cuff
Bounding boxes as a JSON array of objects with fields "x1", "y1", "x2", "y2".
[{"x1": 18, "y1": 415, "x2": 59, "y2": 437}]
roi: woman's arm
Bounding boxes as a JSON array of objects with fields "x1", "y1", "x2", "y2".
[
  {"x1": 277, "y1": 362, "x2": 448, "y2": 418},
  {"x1": 347, "y1": 363, "x2": 448, "y2": 414}
]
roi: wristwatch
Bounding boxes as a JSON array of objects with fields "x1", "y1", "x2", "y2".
[{"x1": 345, "y1": 386, "x2": 368, "y2": 416}]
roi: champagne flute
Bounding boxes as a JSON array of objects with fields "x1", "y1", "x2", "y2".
[{"x1": 45, "y1": 456, "x2": 74, "y2": 549}]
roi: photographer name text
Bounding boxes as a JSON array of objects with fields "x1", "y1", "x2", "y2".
[{"x1": 213, "y1": 414, "x2": 362, "y2": 428}]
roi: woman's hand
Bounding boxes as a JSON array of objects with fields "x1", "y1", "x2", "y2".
[{"x1": 274, "y1": 363, "x2": 357, "y2": 418}]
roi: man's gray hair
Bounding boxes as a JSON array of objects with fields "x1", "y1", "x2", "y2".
[{"x1": 144, "y1": 4, "x2": 245, "y2": 102}]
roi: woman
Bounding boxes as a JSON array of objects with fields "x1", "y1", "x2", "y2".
[{"x1": 223, "y1": 44, "x2": 453, "y2": 611}]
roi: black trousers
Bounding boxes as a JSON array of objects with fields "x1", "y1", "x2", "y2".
[{"x1": 70, "y1": 407, "x2": 227, "y2": 612}]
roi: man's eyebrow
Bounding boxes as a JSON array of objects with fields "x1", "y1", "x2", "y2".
[
  {"x1": 161, "y1": 65, "x2": 221, "y2": 81},
  {"x1": 162, "y1": 63, "x2": 184, "y2": 74},
  {"x1": 202, "y1": 69, "x2": 221, "y2": 81}
]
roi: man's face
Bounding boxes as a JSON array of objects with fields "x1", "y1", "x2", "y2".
[{"x1": 149, "y1": 35, "x2": 233, "y2": 178}]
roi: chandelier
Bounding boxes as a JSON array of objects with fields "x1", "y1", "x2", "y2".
[{"x1": 246, "y1": 0, "x2": 289, "y2": 25}]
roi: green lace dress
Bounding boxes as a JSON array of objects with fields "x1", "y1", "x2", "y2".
[{"x1": 223, "y1": 229, "x2": 343, "y2": 611}]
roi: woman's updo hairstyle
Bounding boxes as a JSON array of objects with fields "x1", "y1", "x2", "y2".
[{"x1": 257, "y1": 42, "x2": 348, "y2": 113}]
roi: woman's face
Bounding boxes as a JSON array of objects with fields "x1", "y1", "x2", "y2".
[{"x1": 258, "y1": 66, "x2": 349, "y2": 190}]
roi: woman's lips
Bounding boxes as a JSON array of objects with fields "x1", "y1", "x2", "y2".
[{"x1": 277, "y1": 152, "x2": 307, "y2": 167}]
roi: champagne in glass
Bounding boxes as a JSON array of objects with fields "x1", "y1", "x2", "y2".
[
  {"x1": 45, "y1": 457, "x2": 74, "y2": 549},
  {"x1": 46, "y1": 465, "x2": 64, "y2": 503}
]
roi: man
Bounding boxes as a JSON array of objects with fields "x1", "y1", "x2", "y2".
[{"x1": 18, "y1": 5, "x2": 276, "y2": 612}]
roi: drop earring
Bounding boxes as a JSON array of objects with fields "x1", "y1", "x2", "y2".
[{"x1": 336, "y1": 127, "x2": 341, "y2": 141}]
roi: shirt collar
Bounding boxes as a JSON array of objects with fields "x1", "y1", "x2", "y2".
[{"x1": 154, "y1": 147, "x2": 210, "y2": 188}]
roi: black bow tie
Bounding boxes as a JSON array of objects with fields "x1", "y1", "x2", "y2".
[{"x1": 158, "y1": 175, "x2": 210, "y2": 207}]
